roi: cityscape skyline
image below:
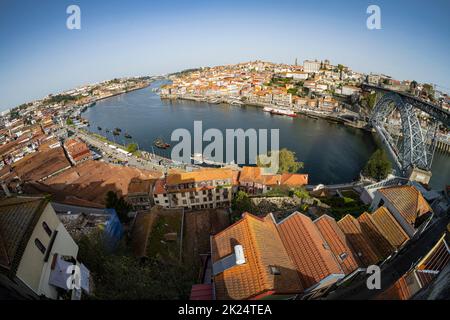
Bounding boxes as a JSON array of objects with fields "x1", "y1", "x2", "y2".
[{"x1": 1, "y1": 0, "x2": 450, "y2": 111}]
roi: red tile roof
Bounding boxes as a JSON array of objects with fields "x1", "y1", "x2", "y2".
[
  {"x1": 337, "y1": 215, "x2": 381, "y2": 267},
  {"x1": 211, "y1": 213, "x2": 303, "y2": 300},
  {"x1": 371, "y1": 207, "x2": 410, "y2": 249},
  {"x1": 357, "y1": 212, "x2": 395, "y2": 259},
  {"x1": 314, "y1": 215, "x2": 361, "y2": 275},
  {"x1": 378, "y1": 186, "x2": 432, "y2": 226},
  {"x1": 277, "y1": 213, "x2": 343, "y2": 290}
]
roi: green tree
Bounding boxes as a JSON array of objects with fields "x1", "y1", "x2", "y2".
[
  {"x1": 292, "y1": 187, "x2": 310, "y2": 199},
  {"x1": 287, "y1": 88, "x2": 298, "y2": 95},
  {"x1": 232, "y1": 191, "x2": 253, "y2": 214},
  {"x1": 77, "y1": 232, "x2": 194, "y2": 300},
  {"x1": 105, "y1": 191, "x2": 132, "y2": 223},
  {"x1": 363, "y1": 149, "x2": 392, "y2": 181},
  {"x1": 257, "y1": 148, "x2": 304, "y2": 174},
  {"x1": 126, "y1": 143, "x2": 138, "y2": 153},
  {"x1": 66, "y1": 118, "x2": 74, "y2": 125}
]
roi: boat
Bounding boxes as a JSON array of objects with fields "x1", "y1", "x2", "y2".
[
  {"x1": 124, "y1": 133, "x2": 132, "y2": 139},
  {"x1": 97, "y1": 126, "x2": 102, "y2": 131},
  {"x1": 263, "y1": 106, "x2": 274, "y2": 113},
  {"x1": 270, "y1": 108, "x2": 296, "y2": 117},
  {"x1": 154, "y1": 137, "x2": 171, "y2": 149},
  {"x1": 114, "y1": 128, "x2": 122, "y2": 132}
]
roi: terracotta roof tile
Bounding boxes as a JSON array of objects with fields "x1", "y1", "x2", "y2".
[
  {"x1": 314, "y1": 215, "x2": 361, "y2": 275},
  {"x1": 357, "y1": 212, "x2": 395, "y2": 259},
  {"x1": 277, "y1": 213, "x2": 343, "y2": 290},
  {"x1": 167, "y1": 168, "x2": 233, "y2": 186},
  {"x1": 212, "y1": 213, "x2": 302, "y2": 300},
  {"x1": 337, "y1": 215, "x2": 381, "y2": 267},
  {"x1": 379, "y1": 186, "x2": 432, "y2": 226},
  {"x1": 371, "y1": 207, "x2": 410, "y2": 249}
]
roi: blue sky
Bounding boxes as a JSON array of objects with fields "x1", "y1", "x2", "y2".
[{"x1": 0, "y1": 0, "x2": 449, "y2": 110}]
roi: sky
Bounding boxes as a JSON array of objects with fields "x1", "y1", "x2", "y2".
[{"x1": 0, "y1": 0, "x2": 449, "y2": 111}]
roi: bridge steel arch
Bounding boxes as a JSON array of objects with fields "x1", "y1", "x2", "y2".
[{"x1": 370, "y1": 92, "x2": 430, "y2": 173}]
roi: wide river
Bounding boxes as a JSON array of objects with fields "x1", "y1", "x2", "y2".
[{"x1": 83, "y1": 81, "x2": 449, "y2": 189}]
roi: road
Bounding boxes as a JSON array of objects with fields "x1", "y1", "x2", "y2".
[{"x1": 59, "y1": 125, "x2": 189, "y2": 173}]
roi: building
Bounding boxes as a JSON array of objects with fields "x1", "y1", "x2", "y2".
[
  {"x1": 153, "y1": 168, "x2": 234, "y2": 210},
  {"x1": 314, "y1": 215, "x2": 361, "y2": 275},
  {"x1": 340, "y1": 85, "x2": 361, "y2": 96},
  {"x1": 303, "y1": 60, "x2": 321, "y2": 73},
  {"x1": 211, "y1": 213, "x2": 303, "y2": 300},
  {"x1": 276, "y1": 213, "x2": 345, "y2": 298},
  {"x1": 376, "y1": 232, "x2": 449, "y2": 300},
  {"x1": 126, "y1": 178, "x2": 154, "y2": 211},
  {"x1": 238, "y1": 166, "x2": 308, "y2": 195},
  {"x1": 210, "y1": 211, "x2": 348, "y2": 300},
  {"x1": 63, "y1": 138, "x2": 92, "y2": 165},
  {"x1": 337, "y1": 215, "x2": 382, "y2": 267},
  {"x1": 0, "y1": 197, "x2": 90, "y2": 300},
  {"x1": 370, "y1": 206, "x2": 410, "y2": 250},
  {"x1": 370, "y1": 186, "x2": 433, "y2": 238}
]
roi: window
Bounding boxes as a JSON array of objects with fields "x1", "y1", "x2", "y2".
[
  {"x1": 339, "y1": 252, "x2": 348, "y2": 261},
  {"x1": 378, "y1": 199, "x2": 385, "y2": 208},
  {"x1": 42, "y1": 222, "x2": 52, "y2": 237},
  {"x1": 35, "y1": 239, "x2": 46, "y2": 254},
  {"x1": 269, "y1": 266, "x2": 281, "y2": 275}
]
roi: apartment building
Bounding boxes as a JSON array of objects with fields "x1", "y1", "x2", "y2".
[
  {"x1": 303, "y1": 60, "x2": 321, "y2": 73},
  {"x1": 153, "y1": 168, "x2": 235, "y2": 210}
]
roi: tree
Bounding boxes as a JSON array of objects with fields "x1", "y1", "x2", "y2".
[
  {"x1": 105, "y1": 191, "x2": 132, "y2": 223},
  {"x1": 363, "y1": 149, "x2": 392, "y2": 181},
  {"x1": 126, "y1": 143, "x2": 138, "y2": 153},
  {"x1": 77, "y1": 231, "x2": 194, "y2": 300},
  {"x1": 66, "y1": 118, "x2": 74, "y2": 125},
  {"x1": 232, "y1": 191, "x2": 253, "y2": 214},
  {"x1": 257, "y1": 148, "x2": 304, "y2": 174}
]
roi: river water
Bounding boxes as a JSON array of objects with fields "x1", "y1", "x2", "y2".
[{"x1": 83, "y1": 81, "x2": 449, "y2": 189}]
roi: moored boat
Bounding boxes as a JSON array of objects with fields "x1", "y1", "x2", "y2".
[{"x1": 270, "y1": 108, "x2": 296, "y2": 117}]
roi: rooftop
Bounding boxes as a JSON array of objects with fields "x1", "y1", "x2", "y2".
[
  {"x1": 211, "y1": 213, "x2": 302, "y2": 300},
  {"x1": 337, "y1": 215, "x2": 381, "y2": 267},
  {"x1": 371, "y1": 207, "x2": 410, "y2": 249},
  {"x1": 378, "y1": 185, "x2": 432, "y2": 226},
  {"x1": 314, "y1": 215, "x2": 361, "y2": 275},
  {"x1": 0, "y1": 197, "x2": 47, "y2": 274},
  {"x1": 277, "y1": 212, "x2": 343, "y2": 290}
]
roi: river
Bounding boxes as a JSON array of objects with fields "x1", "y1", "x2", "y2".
[{"x1": 82, "y1": 81, "x2": 449, "y2": 189}]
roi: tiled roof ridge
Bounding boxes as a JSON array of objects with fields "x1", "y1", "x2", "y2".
[
  {"x1": 242, "y1": 214, "x2": 267, "y2": 294},
  {"x1": 279, "y1": 212, "x2": 339, "y2": 277},
  {"x1": 0, "y1": 196, "x2": 45, "y2": 208}
]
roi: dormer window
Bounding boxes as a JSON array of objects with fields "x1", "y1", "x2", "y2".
[
  {"x1": 339, "y1": 252, "x2": 348, "y2": 261},
  {"x1": 269, "y1": 266, "x2": 281, "y2": 275}
]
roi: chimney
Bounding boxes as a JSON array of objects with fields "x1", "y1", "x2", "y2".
[
  {"x1": 213, "y1": 245, "x2": 246, "y2": 276},
  {"x1": 1, "y1": 182, "x2": 11, "y2": 197}
]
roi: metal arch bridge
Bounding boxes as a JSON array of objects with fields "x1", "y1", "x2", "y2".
[{"x1": 362, "y1": 84, "x2": 450, "y2": 175}]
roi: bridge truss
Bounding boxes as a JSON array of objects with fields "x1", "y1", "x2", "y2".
[{"x1": 369, "y1": 90, "x2": 448, "y2": 174}]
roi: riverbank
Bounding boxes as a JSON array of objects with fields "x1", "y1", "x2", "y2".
[{"x1": 161, "y1": 93, "x2": 371, "y2": 131}]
